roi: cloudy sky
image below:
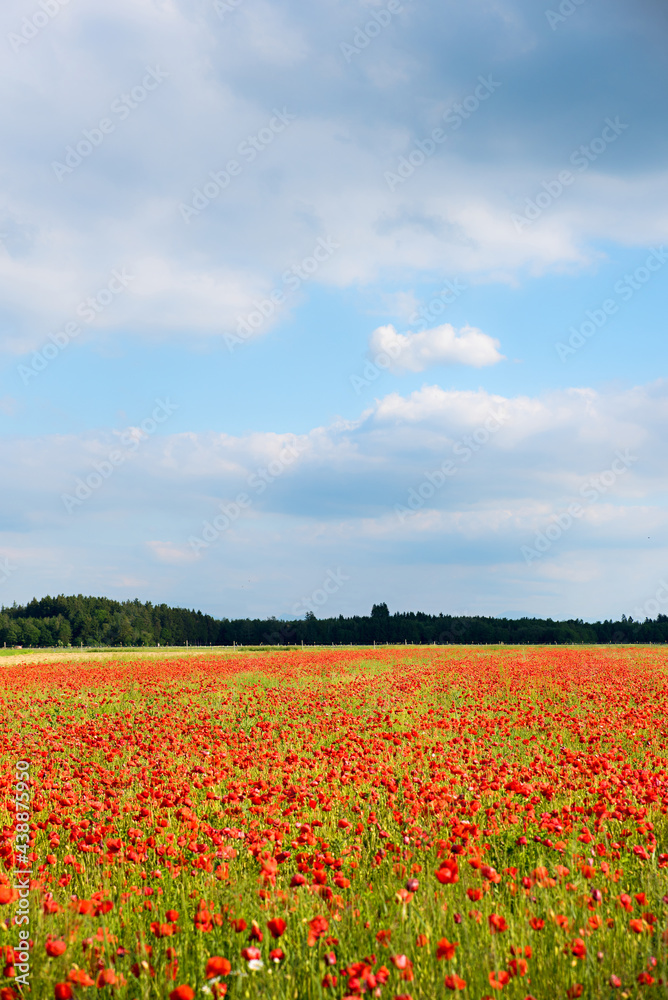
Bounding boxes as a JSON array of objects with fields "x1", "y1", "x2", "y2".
[{"x1": 1, "y1": 0, "x2": 667, "y2": 622}]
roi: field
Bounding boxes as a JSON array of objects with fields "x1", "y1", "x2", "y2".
[{"x1": 0, "y1": 646, "x2": 667, "y2": 1000}]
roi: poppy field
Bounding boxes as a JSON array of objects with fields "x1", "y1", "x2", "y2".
[{"x1": 0, "y1": 645, "x2": 667, "y2": 999}]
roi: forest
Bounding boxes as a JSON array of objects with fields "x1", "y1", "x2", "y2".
[{"x1": 1, "y1": 594, "x2": 667, "y2": 647}]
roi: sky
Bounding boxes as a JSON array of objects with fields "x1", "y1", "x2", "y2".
[{"x1": 1, "y1": 0, "x2": 667, "y2": 623}]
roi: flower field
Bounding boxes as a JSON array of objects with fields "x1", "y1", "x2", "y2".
[{"x1": 0, "y1": 646, "x2": 667, "y2": 999}]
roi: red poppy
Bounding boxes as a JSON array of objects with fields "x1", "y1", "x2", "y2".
[
  {"x1": 489, "y1": 970, "x2": 510, "y2": 990},
  {"x1": 444, "y1": 974, "x2": 467, "y2": 990},
  {"x1": 205, "y1": 957, "x2": 231, "y2": 978},
  {"x1": 436, "y1": 938, "x2": 458, "y2": 960},
  {"x1": 307, "y1": 916, "x2": 328, "y2": 946},
  {"x1": 67, "y1": 970, "x2": 95, "y2": 986},
  {"x1": 169, "y1": 988, "x2": 195, "y2": 1000},
  {"x1": 267, "y1": 918, "x2": 286, "y2": 939},
  {"x1": 435, "y1": 859, "x2": 459, "y2": 884},
  {"x1": 571, "y1": 938, "x2": 586, "y2": 959},
  {"x1": 508, "y1": 958, "x2": 528, "y2": 978}
]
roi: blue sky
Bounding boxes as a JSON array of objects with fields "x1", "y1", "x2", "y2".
[{"x1": 1, "y1": 0, "x2": 667, "y2": 622}]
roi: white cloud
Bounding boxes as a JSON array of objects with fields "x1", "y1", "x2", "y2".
[
  {"x1": 146, "y1": 540, "x2": 199, "y2": 565},
  {"x1": 1, "y1": 379, "x2": 667, "y2": 618},
  {"x1": 0, "y1": 1, "x2": 665, "y2": 350},
  {"x1": 368, "y1": 322, "x2": 504, "y2": 372}
]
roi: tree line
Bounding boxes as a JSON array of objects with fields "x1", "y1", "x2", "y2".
[{"x1": 1, "y1": 595, "x2": 667, "y2": 648}]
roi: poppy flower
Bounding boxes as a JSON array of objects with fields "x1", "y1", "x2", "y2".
[
  {"x1": 489, "y1": 970, "x2": 510, "y2": 989},
  {"x1": 444, "y1": 974, "x2": 467, "y2": 990},
  {"x1": 205, "y1": 957, "x2": 231, "y2": 978},
  {"x1": 508, "y1": 958, "x2": 528, "y2": 978},
  {"x1": 96, "y1": 969, "x2": 116, "y2": 987},
  {"x1": 436, "y1": 938, "x2": 458, "y2": 960},
  {"x1": 67, "y1": 970, "x2": 95, "y2": 986},
  {"x1": 435, "y1": 859, "x2": 459, "y2": 884},
  {"x1": 169, "y1": 988, "x2": 195, "y2": 1000},
  {"x1": 571, "y1": 939, "x2": 586, "y2": 959},
  {"x1": 307, "y1": 916, "x2": 328, "y2": 946},
  {"x1": 8, "y1": 641, "x2": 668, "y2": 1000}
]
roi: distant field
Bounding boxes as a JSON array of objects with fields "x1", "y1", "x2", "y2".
[
  {"x1": 0, "y1": 641, "x2": 654, "y2": 666},
  {"x1": 0, "y1": 645, "x2": 258, "y2": 664},
  {"x1": 0, "y1": 646, "x2": 666, "y2": 999},
  {"x1": 0, "y1": 645, "x2": 310, "y2": 666},
  {"x1": 0, "y1": 643, "x2": 504, "y2": 666}
]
